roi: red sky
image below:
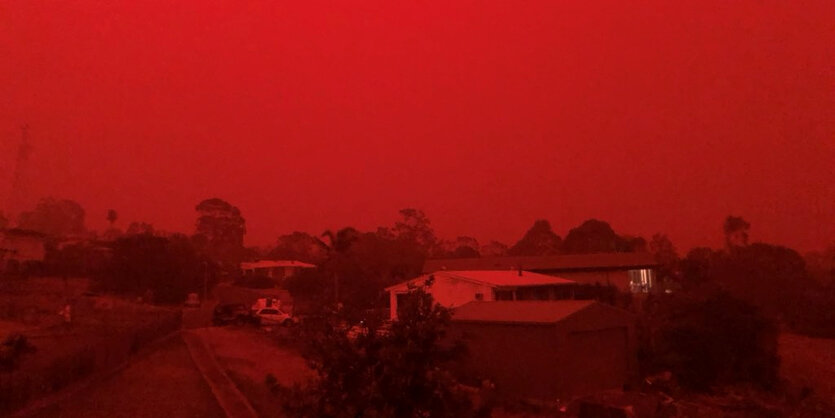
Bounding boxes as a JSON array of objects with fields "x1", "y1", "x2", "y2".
[{"x1": 1, "y1": 1, "x2": 833, "y2": 253}]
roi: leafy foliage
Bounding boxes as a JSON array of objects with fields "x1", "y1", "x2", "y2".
[
  {"x1": 194, "y1": 198, "x2": 246, "y2": 268},
  {"x1": 97, "y1": 233, "x2": 212, "y2": 304},
  {"x1": 640, "y1": 290, "x2": 779, "y2": 392},
  {"x1": 17, "y1": 197, "x2": 86, "y2": 237},
  {"x1": 507, "y1": 219, "x2": 561, "y2": 256},
  {"x1": 277, "y1": 282, "x2": 471, "y2": 417},
  {"x1": 562, "y1": 219, "x2": 632, "y2": 254}
]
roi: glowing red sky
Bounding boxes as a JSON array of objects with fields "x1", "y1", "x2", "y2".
[{"x1": 1, "y1": 1, "x2": 833, "y2": 252}]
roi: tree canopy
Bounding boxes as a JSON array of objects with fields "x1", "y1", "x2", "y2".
[
  {"x1": 507, "y1": 219, "x2": 561, "y2": 256},
  {"x1": 193, "y1": 198, "x2": 246, "y2": 268},
  {"x1": 17, "y1": 197, "x2": 86, "y2": 237},
  {"x1": 562, "y1": 218, "x2": 632, "y2": 254}
]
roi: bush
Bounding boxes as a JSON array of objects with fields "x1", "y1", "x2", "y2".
[
  {"x1": 0, "y1": 334, "x2": 37, "y2": 372},
  {"x1": 640, "y1": 290, "x2": 779, "y2": 392},
  {"x1": 277, "y1": 281, "x2": 472, "y2": 417}
]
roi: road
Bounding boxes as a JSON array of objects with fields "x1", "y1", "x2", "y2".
[{"x1": 29, "y1": 335, "x2": 225, "y2": 418}]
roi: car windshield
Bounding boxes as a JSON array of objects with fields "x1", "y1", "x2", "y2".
[{"x1": 260, "y1": 309, "x2": 280, "y2": 315}]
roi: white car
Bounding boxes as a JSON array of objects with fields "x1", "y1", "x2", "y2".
[{"x1": 253, "y1": 308, "x2": 294, "y2": 326}]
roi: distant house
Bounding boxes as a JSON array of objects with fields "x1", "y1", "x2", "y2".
[
  {"x1": 0, "y1": 228, "x2": 47, "y2": 275},
  {"x1": 423, "y1": 253, "x2": 658, "y2": 293},
  {"x1": 240, "y1": 260, "x2": 316, "y2": 282},
  {"x1": 385, "y1": 270, "x2": 576, "y2": 320},
  {"x1": 449, "y1": 300, "x2": 636, "y2": 400}
]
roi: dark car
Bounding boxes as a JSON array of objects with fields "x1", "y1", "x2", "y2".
[{"x1": 212, "y1": 303, "x2": 252, "y2": 326}]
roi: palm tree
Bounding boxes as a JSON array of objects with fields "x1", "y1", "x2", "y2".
[
  {"x1": 106, "y1": 209, "x2": 118, "y2": 228},
  {"x1": 320, "y1": 227, "x2": 360, "y2": 305}
]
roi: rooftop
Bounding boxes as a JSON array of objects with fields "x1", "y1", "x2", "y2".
[
  {"x1": 423, "y1": 252, "x2": 657, "y2": 274},
  {"x1": 386, "y1": 270, "x2": 575, "y2": 291},
  {"x1": 240, "y1": 260, "x2": 317, "y2": 269},
  {"x1": 452, "y1": 300, "x2": 597, "y2": 324}
]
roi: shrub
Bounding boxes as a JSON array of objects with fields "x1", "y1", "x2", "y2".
[
  {"x1": 277, "y1": 281, "x2": 472, "y2": 417},
  {"x1": 640, "y1": 290, "x2": 779, "y2": 392}
]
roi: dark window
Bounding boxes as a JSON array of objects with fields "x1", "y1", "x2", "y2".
[
  {"x1": 495, "y1": 290, "x2": 514, "y2": 301},
  {"x1": 474, "y1": 293, "x2": 484, "y2": 301}
]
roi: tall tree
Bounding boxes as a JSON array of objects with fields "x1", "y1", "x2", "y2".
[
  {"x1": 194, "y1": 198, "x2": 246, "y2": 268},
  {"x1": 507, "y1": 219, "x2": 561, "y2": 256},
  {"x1": 393, "y1": 208, "x2": 437, "y2": 254},
  {"x1": 562, "y1": 219, "x2": 631, "y2": 254},
  {"x1": 270, "y1": 231, "x2": 329, "y2": 263},
  {"x1": 649, "y1": 233, "x2": 679, "y2": 282},
  {"x1": 106, "y1": 209, "x2": 118, "y2": 228},
  {"x1": 723, "y1": 215, "x2": 750, "y2": 250},
  {"x1": 480, "y1": 241, "x2": 509, "y2": 257},
  {"x1": 17, "y1": 197, "x2": 86, "y2": 237},
  {"x1": 126, "y1": 221, "x2": 155, "y2": 236}
]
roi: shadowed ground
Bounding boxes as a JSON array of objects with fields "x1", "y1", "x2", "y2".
[{"x1": 28, "y1": 335, "x2": 224, "y2": 418}]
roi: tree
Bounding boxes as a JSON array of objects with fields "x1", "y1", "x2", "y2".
[
  {"x1": 640, "y1": 290, "x2": 779, "y2": 392},
  {"x1": 649, "y1": 233, "x2": 679, "y2": 284},
  {"x1": 269, "y1": 231, "x2": 329, "y2": 263},
  {"x1": 435, "y1": 236, "x2": 480, "y2": 259},
  {"x1": 321, "y1": 227, "x2": 360, "y2": 254},
  {"x1": 562, "y1": 219, "x2": 631, "y2": 254},
  {"x1": 193, "y1": 198, "x2": 246, "y2": 268},
  {"x1": 480, "y1": 241, "x2": 508, "y2": 257},
  {"x1": 97, "y1": 233, "x2": 210, "y2": 304},
  {"x1": 712, "y1": 243, "x2": 811, "y2": 318},
  {"x1": 106, "y1": 209, "x2": 118, "y2": 228},
  {"x1": 393, "y1": 208, "x2": 437, "y2": 254},
  {"x1": 723, "y1": 215, "x2": 750, "y2": 250},
  {"x1": 278, "y1": 280, "x2": 471, "y2": 417},
  {"x1": 507, "y1": 220, "x2": 561, "y2": 256},
  {"x1": 17, "y1": 197, "x2": 86, "y2": 237},
  {"x1": 126, "y1": 221, "x2": 155, "y2": 236}
]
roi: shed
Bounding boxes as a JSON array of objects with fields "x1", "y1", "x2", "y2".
[{"x1": 450, "y1": 300, "x2": 636, "y2": 401}]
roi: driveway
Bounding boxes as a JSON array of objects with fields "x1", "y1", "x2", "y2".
[{"x1": 27, "y1": 335, "x2": 224, "y2": 418}]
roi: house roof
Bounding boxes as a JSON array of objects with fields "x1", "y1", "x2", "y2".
[
  {"x1": 385, "y1": 270, "x2": 575, "y2": 292},
  {"x1": 423, "y1": 252, "x2": 657, "y2": 274},
  {"x1": 451, "y1": 300, "x2": 597, "y2": 324},
  {"x1": 240, "y1": 260, "x2": 317, "y2": 269}
]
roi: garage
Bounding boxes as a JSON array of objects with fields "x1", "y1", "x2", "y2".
[{"x1": 449, "y1": 300, "x2": 636, "y2": 401}]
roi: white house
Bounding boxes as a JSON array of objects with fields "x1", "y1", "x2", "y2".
[
  {"x1": 240, "y1": 260, "x2": 316, "y2": 282},
  {"x1": 385, "y1": 270, "x2": 577, "y2": 320}
]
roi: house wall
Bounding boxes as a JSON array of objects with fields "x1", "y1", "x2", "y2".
[{"x1": 388, "y1": 276, "x2": 494, "y2": 320}]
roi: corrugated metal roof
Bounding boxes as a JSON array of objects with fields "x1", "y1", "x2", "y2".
[
  {"x1": 385, "y1": 270, "x2": 575, "y2": 291},
  {"x1": 423, "y1": 252, "x2": 657, "y2": 274},
  {"x1": 240, "y1": 260, "x2": 317, "y2": 269},
  {"x1": 452, "y1": 300, "x2": 597, "y2": 324}
]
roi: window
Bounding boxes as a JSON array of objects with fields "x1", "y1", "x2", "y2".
[
  {"x1": 494, "y1": 290, "x2": 514, "y2": 301},
  {"x1": 474, "y1": 292, "x2": 484, "y2": 301},
  {"x1": 628, "y1": 269, "x2": 655, "y2": 293}
]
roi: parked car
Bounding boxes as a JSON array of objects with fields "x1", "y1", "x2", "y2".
[
  {"x1": 212, "y1": 303, "x2": 252, "y2": 326},
  {"x1": 184, "y1": 293, "x2": 201, "y2": 308},
  {"x1": 253, "y1": 308, "x2": 295, "y2": 327}
]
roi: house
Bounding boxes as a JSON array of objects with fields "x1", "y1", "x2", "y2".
[
  {"x1": 449, "y1": 300, "x2": 636, "y2": 401},
  {"x1": 240, "y1": 260, "x2": 316, "y2": 282},
  {"x1": 0, "y1": 228, "x2": 47, "y2": 275},
  {"x1": 385, "y1": 270, "x2": 577, "y2": 320},
  {"x1": 423, "y1": 253, "x2": 658, "y2": 293}
]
